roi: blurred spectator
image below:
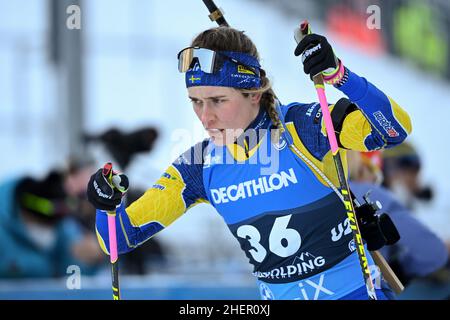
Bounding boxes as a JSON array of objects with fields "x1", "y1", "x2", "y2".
[
  {"x1": 347, "y1": 150, "x2": 448, "y2": 289},
  {"x1": 0, "y1": 161, "x2": 105, "y2": 279},
  {"x1": 381, "y1": 143, "x2": 450, "y2": 298},
  {"x1": 382, "y1": 142, "x2": 433, "y2": 209}
]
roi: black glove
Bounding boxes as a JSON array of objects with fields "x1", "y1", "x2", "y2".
[
  {"x1": 378, "y1": 213, "x2": 400, "y2": 246},
  {"x1": 86, "y1": 163, "x2": 129, "y2": 211},
  {"x1": 359, "y1": 217, "x2": 387, "y2": 251},
  {"x1": 294, "y1": 33, "x2": 339, "y2": 80},
  {"x1": 355, "y1": 199, "x2": 400, "y2": 251}
]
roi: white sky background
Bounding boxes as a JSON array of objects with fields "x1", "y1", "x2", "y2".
[{"x1": 1, "y1": 0, "x2": 450, "y2": 255}]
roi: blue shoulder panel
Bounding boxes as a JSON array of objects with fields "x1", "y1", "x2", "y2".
[
  {"x1": 284, "y1": 102, "x2": 331, "y2": 161},
  {"x1": 172, "y1": 139, "x2": 209, "y2": 206}
]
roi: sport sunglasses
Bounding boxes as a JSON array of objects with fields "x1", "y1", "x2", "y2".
[{"x1": 177, "y1": 47, "x2": 256, "y2": 74}]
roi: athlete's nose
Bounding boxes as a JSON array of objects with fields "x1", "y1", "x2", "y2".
[{"x1": 200, "y1": 103, "x2": 216, "y2": 128}]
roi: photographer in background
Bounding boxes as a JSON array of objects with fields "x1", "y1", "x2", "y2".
[
  {"x1": 0, "y1": 161, "x2": 105, "y2": 278},
  {"x1": 348, "y1": 150, "x2": 448, "y2": 294}
]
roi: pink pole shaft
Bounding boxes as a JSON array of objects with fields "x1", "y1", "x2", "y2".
[
  {"x1": 315, "y1": 87, "x2": 339, "y2": 154},
  {"x1": 107, "y1": 214, "x2": 118, "y2": 263}
]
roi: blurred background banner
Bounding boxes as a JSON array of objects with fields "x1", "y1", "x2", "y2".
[
  {"x1": 0, "y1": 0, "x2": 449, "y2": 299},
  {"x1": 272, "y1": 0, "x2": 450, "y2": 78}
]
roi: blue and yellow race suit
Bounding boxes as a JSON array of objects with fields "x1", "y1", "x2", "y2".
[{"x1": 96, "y1": 67, "x2": 412, "y2": 300}]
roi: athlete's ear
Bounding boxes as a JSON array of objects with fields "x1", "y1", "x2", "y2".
[{"x1": 249, "y1": 93, "x2": 262, "y2": 104}]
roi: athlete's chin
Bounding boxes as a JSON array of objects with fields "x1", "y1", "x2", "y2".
[
  {"x1": 207, "y1": 128, "x2": 242, "y2": 146},
  {"x1": 209, "y1": 133, "x2": 226, "y2": 146},
  {"x1": 207, "y1": 129, "x2": 224, "y2": 145}
]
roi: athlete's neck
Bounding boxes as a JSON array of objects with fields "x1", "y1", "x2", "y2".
[{"x1": 233, "y1": 107, "x2": 270, "y2": 153}]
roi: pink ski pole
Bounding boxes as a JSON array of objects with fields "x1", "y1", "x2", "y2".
[
  {"x1": 295, "y1": 20, "x2": 378, "y2": 300},
  {"x1": 103, "y1": 162, "x2": 121, "y2": 300}
]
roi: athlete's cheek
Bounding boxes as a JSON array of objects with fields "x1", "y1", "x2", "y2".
[
  {"x1": 192, "y1": 105, "x2": 203, "y2": 121},
  {"x1": 222, "y1": 109, "x2": 244, "y2": 129}
]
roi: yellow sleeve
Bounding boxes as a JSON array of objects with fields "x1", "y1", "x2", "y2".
[{"x1": 126, "y1": 165, "x2": 208, "y2": 229}]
